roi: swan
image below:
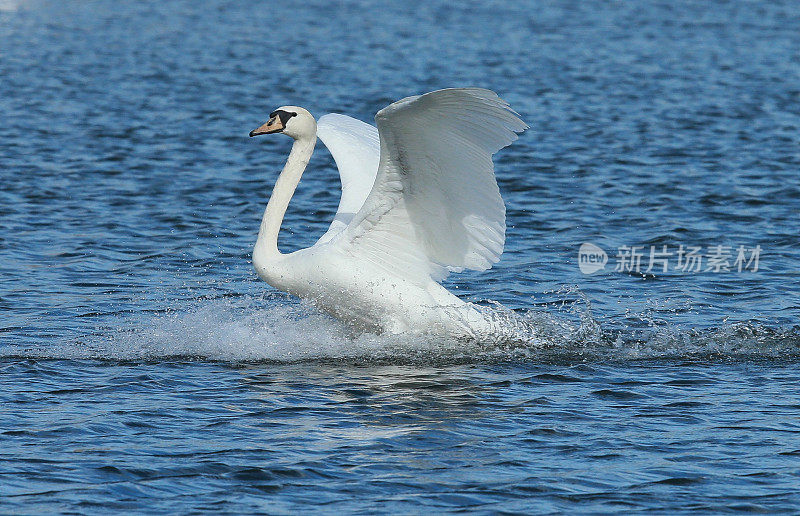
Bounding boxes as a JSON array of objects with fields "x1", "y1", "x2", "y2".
[{"x1": 248, "y1": 88, "x2": 527, "y2": 338}]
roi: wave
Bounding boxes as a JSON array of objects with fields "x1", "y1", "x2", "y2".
[{"x1": 3, "y1": 293, "x2": 798, "y2": 363}]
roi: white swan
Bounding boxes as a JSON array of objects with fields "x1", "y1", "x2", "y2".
[{"x1": 249, "y1": 88, "x2": 527, "y2": 338}]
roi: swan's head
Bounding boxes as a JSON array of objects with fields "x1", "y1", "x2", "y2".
[{"x1": 249, "y1": 106, "x2": 316, "y2": 140}]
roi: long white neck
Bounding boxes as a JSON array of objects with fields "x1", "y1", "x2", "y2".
[{"x1": 253, "y1": 135, "x2": 316, "y2": 263}]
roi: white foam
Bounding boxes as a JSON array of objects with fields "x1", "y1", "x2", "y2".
[
  {"x1": 4, "y1": 293, "x2": 797, "y2": 363},
  {"x1": 1, "y1": 295, "x2": 570, "y2": 362}
]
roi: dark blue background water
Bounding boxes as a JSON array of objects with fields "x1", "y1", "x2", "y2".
[{"x1": 1, "y1": 0, "x2": 799, "y2": 513}]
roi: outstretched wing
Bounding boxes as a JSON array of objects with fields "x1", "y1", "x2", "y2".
[
  {"x1": 330, "y1": 88, "x2": 527, "y2": 283},
  {"x1": 315, "y1": 113, "x2": 380, "y2": 244}
]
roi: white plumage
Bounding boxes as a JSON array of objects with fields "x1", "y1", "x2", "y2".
[
  {"x1": 249, "y1": 88, "x2": 527, "y2": 337},
  {"x1": 314, "y1": 113, "x2": 379, "y2": 244}
]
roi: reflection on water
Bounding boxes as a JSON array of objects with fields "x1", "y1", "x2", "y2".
[{"x1": 2, "y1": 0, "x2": 800, "y2": 512}]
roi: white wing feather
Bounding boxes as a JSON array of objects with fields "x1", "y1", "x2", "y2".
[
  {"x1": 315, "y1": 113, "x2": 380, "y2": 244},
  {"x1": 331, "y1": 88, "x2": 527, "y2": 284}
]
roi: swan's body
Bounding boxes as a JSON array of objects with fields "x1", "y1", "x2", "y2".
[{"x1": 249, "y1": 88, "x2": 527, "y2": 337}]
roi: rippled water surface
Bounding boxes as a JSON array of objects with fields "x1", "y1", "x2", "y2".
[{"x1": 2, "y1": 0, "x2": 799, "y2": 513}]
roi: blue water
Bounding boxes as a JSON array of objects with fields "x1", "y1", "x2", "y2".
[{"x1": 2, "y1": 0, "x2": 800, "y2": 512}]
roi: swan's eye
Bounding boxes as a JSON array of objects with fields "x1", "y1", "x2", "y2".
[{"x1": 273, "y1": 110, "x2": 297, "y2": 127}]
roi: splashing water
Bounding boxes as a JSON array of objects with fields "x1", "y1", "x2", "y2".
[
  {"x1": 3, "y1": 1, "x2": 800, "y2": 512},
  {"x1": 5, "y1": 292, "x2": 797, "y2": 364}
]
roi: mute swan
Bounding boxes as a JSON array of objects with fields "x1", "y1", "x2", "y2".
[{"x1": 249, "y1": 88, "x2": 527, "y2": 338}]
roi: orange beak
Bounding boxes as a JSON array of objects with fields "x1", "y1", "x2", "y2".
[{"x1": 249, "y1": 116, "x2": 283, "y2": 137}]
